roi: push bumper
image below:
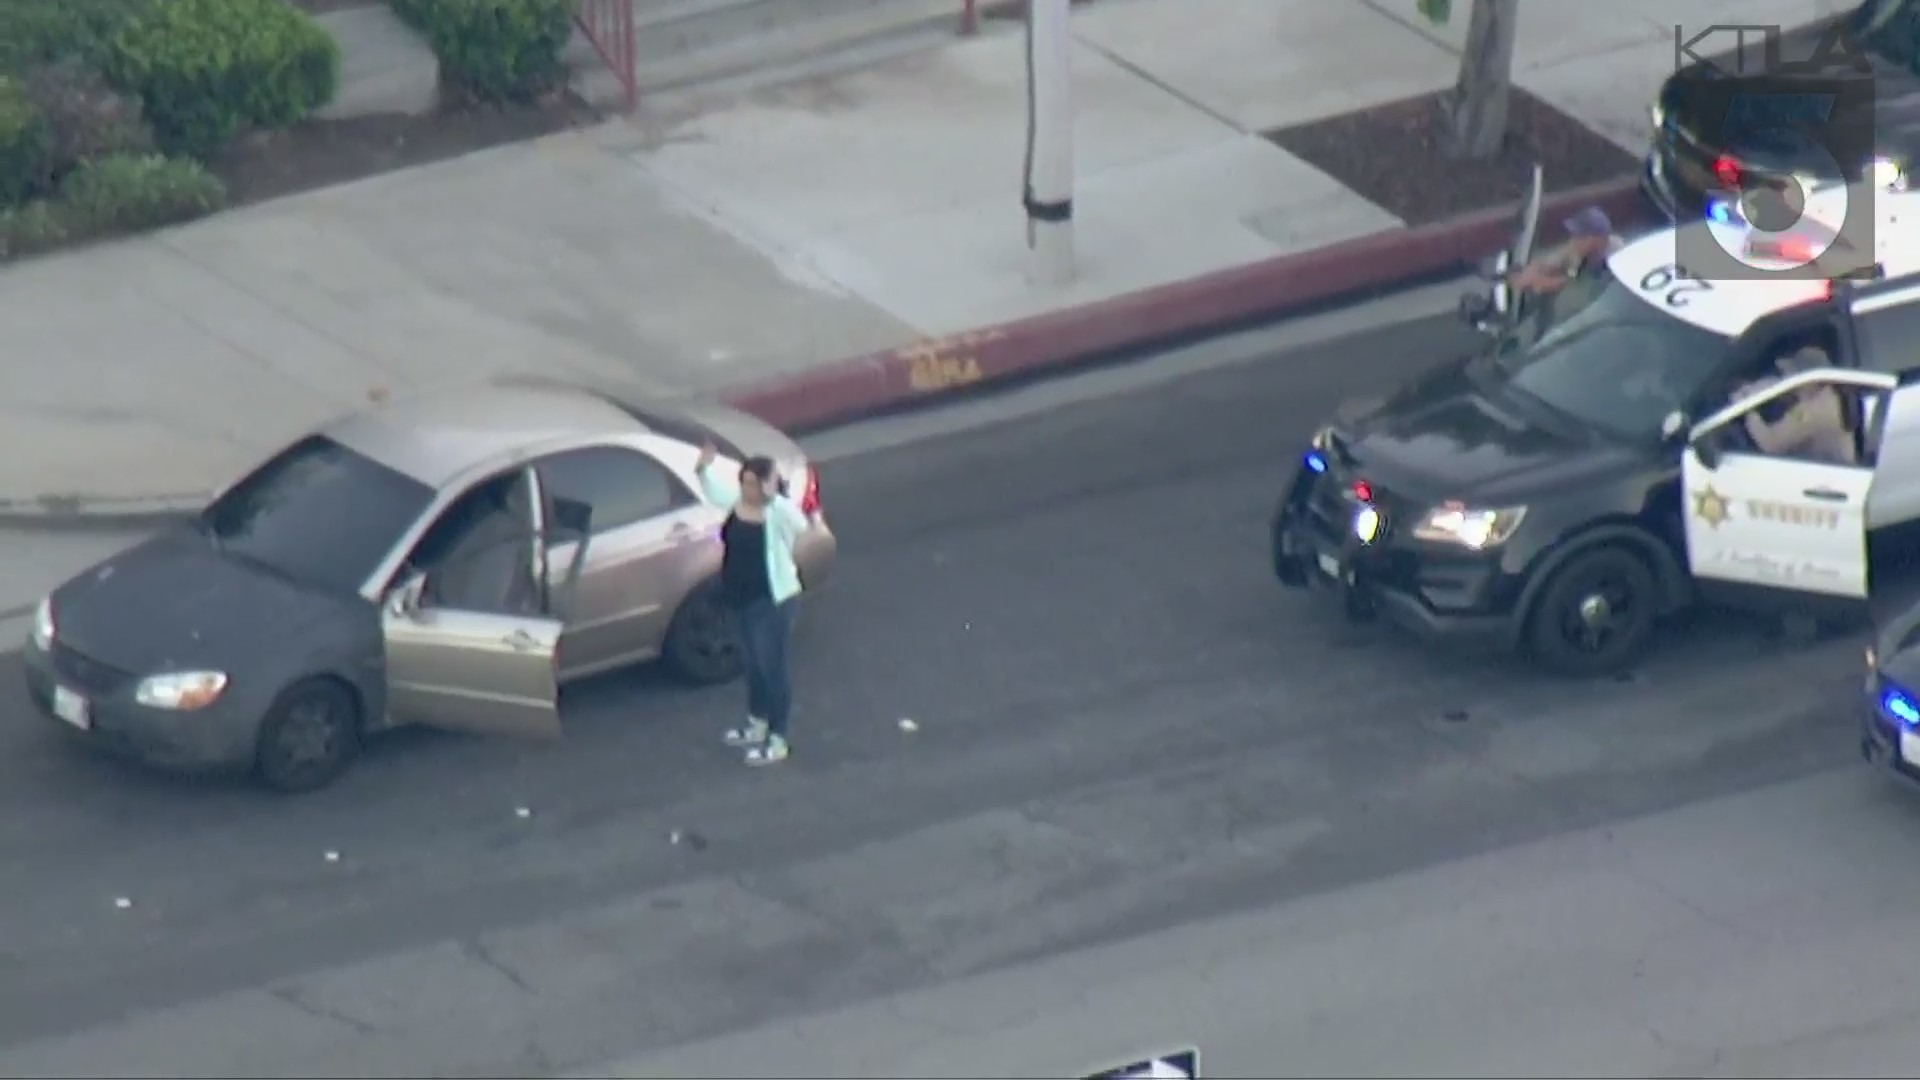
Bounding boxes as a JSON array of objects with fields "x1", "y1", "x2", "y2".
[
  {"x1": 1271, "y1": 501, "x2": 1516, "y2": 650},
  {"x1": 22, "y1": 642, "x2": 258, "y2": 774}
]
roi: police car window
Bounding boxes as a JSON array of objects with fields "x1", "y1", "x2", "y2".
[
  {"x1": 1853, "y1": 299, "x2": 1920, "y2": 374},
  {"x1": 1496, "y1": 276, "x2": 1730, "y2": 442}
]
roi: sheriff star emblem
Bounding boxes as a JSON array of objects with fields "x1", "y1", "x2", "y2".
[{"x1": 1692, "y1": 484, "x2": 1731, "y2": 528}]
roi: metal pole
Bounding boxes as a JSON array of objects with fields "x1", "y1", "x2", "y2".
[{"x1": 1024, "y1": 0, "x2": 1075, "y2": 286}]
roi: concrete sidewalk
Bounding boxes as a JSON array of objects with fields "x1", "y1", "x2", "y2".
[{"x1": 0, "y1": 0, "x2": 1842, "y2": 522}]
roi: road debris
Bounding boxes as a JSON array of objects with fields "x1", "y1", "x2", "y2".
[{"x1": 898, "y1": 717, "x2": 919, "y2": 732}]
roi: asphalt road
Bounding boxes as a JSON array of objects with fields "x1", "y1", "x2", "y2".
[{"x1": 0, "y1": 294, "x2": 1881, "y2": 1078}]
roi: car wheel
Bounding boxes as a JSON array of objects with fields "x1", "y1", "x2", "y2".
[
  {"x1": 254, "y1": 678, "x2": 362, "y2": 794},
  {"x1": 1524, "y1": 546, "x2": 1658, "y2": 678},
  {"x1": 663, "y1": 582, "x2": 743, "y2": 685}
]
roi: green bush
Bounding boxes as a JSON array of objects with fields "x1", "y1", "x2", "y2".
[
  {"x1": 0, "y1": 198, "x2": 68, "y2": 260},
  {"x1": 21, "y1": 58, "x2": 155, "y2": 180},
  {"x1": 392, "y1": 0, "x2": 581, "y2": 106},
  {"x1": 0, "y1": 152, "x2": 225, "y2": 262},
  {"x1": 0, "y1": 76, "x2": 52, "y2": 206},
  {"x1": 0, "y1": 0, "x2": 156, "y2": 74},
  {"x1": 103, "y1": 0, "x2": 339, "y2": 157},
  {"x1": 56, "y1": 152, "x2": 225, "y2": 234}
]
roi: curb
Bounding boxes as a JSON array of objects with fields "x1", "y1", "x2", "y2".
[
  {"x1": 0, "y1": 173, "x2": 1646, "y2": 530},
  {"x1": 725, "y1": 173, "x2": 1651, "y2": 434}
]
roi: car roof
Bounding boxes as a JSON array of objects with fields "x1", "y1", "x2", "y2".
[
  {"x1": 1608, "y1": 223, "x2": 1832, "y2": 337},
  {"x1": 1608, "y1": 187, "x2": 1920, "y2": 338},
  {"x1": 321, "y1": 380, "x2": 645, "y2": 489}
]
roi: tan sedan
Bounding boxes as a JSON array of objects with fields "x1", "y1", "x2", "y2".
[{"x1": 22, "y1": 376, "x2": 836, "y2": 792}]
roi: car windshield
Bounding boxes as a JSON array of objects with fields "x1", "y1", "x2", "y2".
[
  {"x1": 198, "y1": 435, "x2": 434, "y2": 594},
  {"x1": 1858, "y1": 0, "x2": 1920, "y2": 70},
  {"x1": 1490, "y1": 275, "x2": 1732, "y2": 442}
]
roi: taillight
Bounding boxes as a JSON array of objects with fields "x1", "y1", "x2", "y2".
[
  {"x1": 1712, "y1": 153, "x2": 1742, "y2": 188},
  {"x1": 799, "y1": 467, "x2": 821, "y2": 515}
]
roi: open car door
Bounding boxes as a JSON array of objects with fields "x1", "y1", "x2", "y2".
[
  {"x1": 1493, "y1": 163, "x2": 1545, "y2": 323},
  {"x1": 382, "y1": 529, "x2": 589, "y2": 739},
  {"x1": 1682, "y1": 367, "x2": 1893, "y2": 619}
]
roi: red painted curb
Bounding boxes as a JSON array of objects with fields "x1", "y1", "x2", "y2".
[{"x1": 725, "y1": 173, "x2": 1651, "y2": 433}]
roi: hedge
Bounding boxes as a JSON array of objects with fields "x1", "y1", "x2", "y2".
[
  {"x1": 103, "y1": 0, "x2": 340, "y2": 157},
  {"x1": 0, "y1": 0, "x2": 155, "y2": 75},
  {"x1": 0, "y1": 76, "x2": 52, "y2": 206},
  {"x1": 0, "y1": 152, "x2": 225, "y2": 262},
  {"x1": 391, "y1": 0, "x2": 581, "y2": 106}
]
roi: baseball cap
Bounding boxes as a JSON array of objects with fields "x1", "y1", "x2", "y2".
[{"x1": 1563, "y1": 206, "x2": 1612, "y2": 238}]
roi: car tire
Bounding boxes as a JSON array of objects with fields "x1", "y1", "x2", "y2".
[
  {"x1": 663, "y1": 582, "x2": 744, "y2": 686},
  {"x1": 254, "y1": 678, "x2": 362, "y2": 794},
  {"x1": 1523, "y1": 545, "x2": 1658, "y2": 678}
]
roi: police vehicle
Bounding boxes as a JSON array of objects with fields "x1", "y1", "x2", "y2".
[
  {"x1": 1272, "y1": 181, "x2": 1920, "y2": 677},
  {"x1": 1645, "y1": 0, "x2": 1920, "y2": 221}
]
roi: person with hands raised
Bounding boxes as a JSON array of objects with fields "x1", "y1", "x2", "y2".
[{"x1": 694, "y1": 439, "x2": 811, "y2": 766}]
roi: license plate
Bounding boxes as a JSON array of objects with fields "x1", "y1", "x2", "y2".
[
  {"x1": 1316, "y1": 551, "x2": 1340, "y2": 579},
  {"x1": 1900, "y1": 730, "x2": 1920, "y2": 767},
  {"x1": 51, "y1": 686, "x2": 89, "y2": 730}
]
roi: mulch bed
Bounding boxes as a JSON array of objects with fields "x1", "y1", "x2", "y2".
[
  {"x1": 1265, "y1": 87, "x2": 1637, "y2": 227},
  {"x1": 208, "y1": 96, "x2": 601, "y2": 207}
]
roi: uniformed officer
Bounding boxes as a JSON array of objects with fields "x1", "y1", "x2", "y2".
[{"x1": 1738, "y1": 342, "x2": 1855, "y2": 464}]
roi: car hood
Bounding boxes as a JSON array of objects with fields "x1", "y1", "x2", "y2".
[
  {"x1": 1660, "y1": 14, "x2": 1920, "y2": 171},
  {"x1": 51, "y1": 529, "x2": 350, "y2": 674},
  {"x1": 1330, "y1": 355, "x2": 1637, "y2": 503}
]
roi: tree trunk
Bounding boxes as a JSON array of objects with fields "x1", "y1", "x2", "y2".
[{"x1": 1449, "y1": 0, "x2": 1518, "y2": 159}]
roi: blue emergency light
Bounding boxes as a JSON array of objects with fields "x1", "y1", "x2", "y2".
[{"x1": 1884, "y1": 685, "x2": 1920, "y2": 727}]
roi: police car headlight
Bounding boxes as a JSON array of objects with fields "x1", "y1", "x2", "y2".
[
  {"x1": 1310, "y1": 426, "x2": 1332, "y2": 451},
  {"x1": 1412, "y1": 505, "x2": 1527, "y2": 550},
  {"x1": 1873, "y1": 156, "x2": 1906, "y2": 191},
  {"x1": 1352, "y1": 505, "x2": 1381, "y2": 544},
  {"x1": 1648, "y1": 101, "x2": 1664, "y2": 128}
]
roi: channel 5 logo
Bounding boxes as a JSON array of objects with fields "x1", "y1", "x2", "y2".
[{"x1": 1671, "y1": 22, "x2": 1876, "y2": 278}]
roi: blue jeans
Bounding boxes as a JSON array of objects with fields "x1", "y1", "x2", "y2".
[{"x1": 734, "y1": 598, "x2": 796, "y2": 739}]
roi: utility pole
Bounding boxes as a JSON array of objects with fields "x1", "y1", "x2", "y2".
[{"x1": 1024, "y1": 0, "x2": 1075, "y2": 285}]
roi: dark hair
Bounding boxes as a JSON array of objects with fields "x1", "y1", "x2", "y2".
[{"x1": 741, "y1": 455, "x2": 787, "y2": 495}]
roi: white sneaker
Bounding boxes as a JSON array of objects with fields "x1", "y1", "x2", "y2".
[
  {"x1": 724, "y1": 719, "x2": 768, "y2": 747},
  {"x1": 745, "y1": 735, "x2": 789, "y2": 766}
]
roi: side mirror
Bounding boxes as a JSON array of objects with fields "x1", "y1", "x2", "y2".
[
  {"x1": 387, "y1": 572, "x2": 426, "y2": 618},
  {"x1": 1690, "y1": 436, "x2": 1722, "y2": 471}
]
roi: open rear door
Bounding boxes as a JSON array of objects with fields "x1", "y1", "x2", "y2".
[{"x1": 1682, "y1": 367, "x2": 1892, "y2": 620}]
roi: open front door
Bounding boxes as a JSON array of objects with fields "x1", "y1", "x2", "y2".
[
  {"x1": 383, "y1": 531, "x2": 587, "y2": 740},
  {"x1": 1493, "y1": 163, "x2": 1545, "y2": 321},
  {"x1": 1682, "y1": 367, "x2": 1892, "y2": 617}
]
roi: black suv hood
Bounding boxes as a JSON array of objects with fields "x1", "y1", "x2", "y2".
[
  {"x1": 1660, "y1": 13, "x2": 1920, "y2": 172},
  {"x1": 51, "y1": 528, "x2": 352, "y2": 674},
  {"x1": 1330, "y1": 355, "x2": 1641, "y2": 504}
]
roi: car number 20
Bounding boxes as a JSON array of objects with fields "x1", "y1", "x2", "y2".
[{"x1": 1639, "y1": 263, "x2": 1712, "y2": 308}]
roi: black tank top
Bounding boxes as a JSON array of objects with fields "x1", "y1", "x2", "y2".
[{"x1": 720, "y1": 514, "x2": 772, "y2": 607}]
